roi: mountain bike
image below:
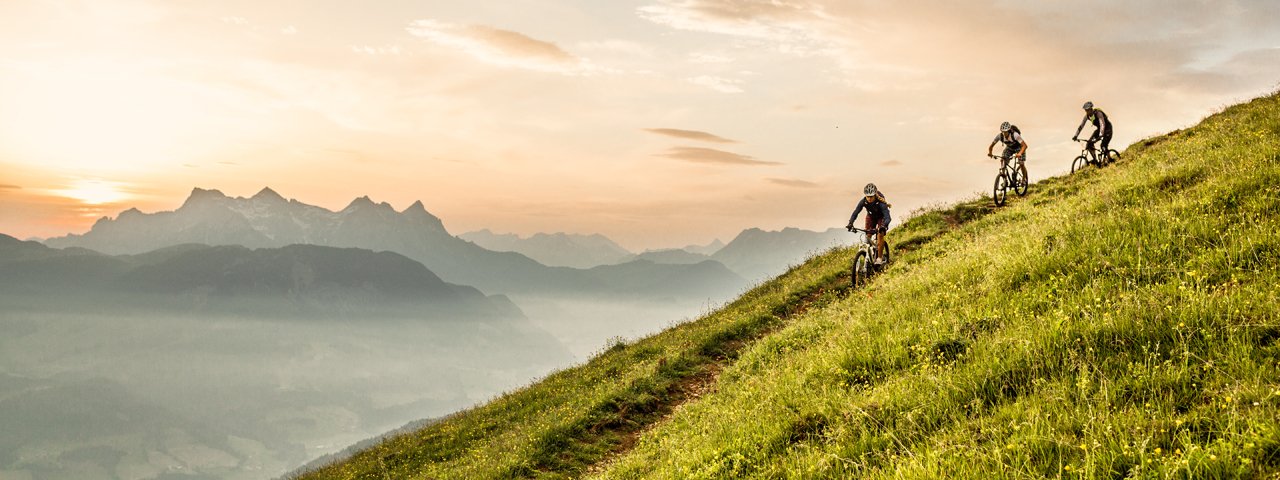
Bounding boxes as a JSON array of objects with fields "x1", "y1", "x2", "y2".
[
  {"x1": 1070, "y1": 139, "x2": 1121, "y2": 173},
  {"x1": 847, "y1": 227, "x2": 891, "y2": 287},
  {"x1": 989, "y1": 154, "x2": 1028, "y2": 207}
]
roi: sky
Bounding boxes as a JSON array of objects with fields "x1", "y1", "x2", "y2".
[{"x1": 2, "y1": 0, "x2": 1279, "y2": 251}]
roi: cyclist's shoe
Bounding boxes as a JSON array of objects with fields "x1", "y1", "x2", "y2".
[{"x1": 874, "y1": 256, "x2": 886, "y2": 265}]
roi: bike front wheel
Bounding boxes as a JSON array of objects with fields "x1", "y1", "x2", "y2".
[
  {"x1": 1014, "y1": 164, "x2": 1029, "y2": 196},
  {"x1": 993, "y1": 173, "x2": 1008, "y2": 206},
  {"x1": 1071, "y1": 155, "x2": 1087, "y2": 173},
  {"x1": 852, "y1": 251, "x2": 871, "y2": 287}
]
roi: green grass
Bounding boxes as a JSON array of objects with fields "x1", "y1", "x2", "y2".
[{"x1": 298, "y1": 92, "x2": 1280, "y2": 479}]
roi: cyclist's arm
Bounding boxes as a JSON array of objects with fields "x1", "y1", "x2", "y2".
[
  {"x1": 1017, "y1": 134, "x2": 1028, "y2": 157},
  {"x1": 847, "y1": 199, "x2": 866, "y2": 227},
  {"x1": 987, "y1": 137, "x2": 998, "y2": 156},
  {"x1": 1074, "y1": 115, "x2": 1088, "y2": 138},
  {"x1": 1096, "y1": 110, "x2": 1110, "y2": 136}
]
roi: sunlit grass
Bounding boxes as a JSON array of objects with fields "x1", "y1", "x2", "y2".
[{"x1": 297, "y1": 92, "x2": 1280, "y2": 479}]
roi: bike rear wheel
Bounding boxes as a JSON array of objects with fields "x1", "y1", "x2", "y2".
[
  {"x1": 1071, "y1": 155, "x2": 1087, "y2": 173},
  {"x1": 993, "y1": 173, "x2": 1008, "y2": 206},
  {"x1": 1014, "y1": 163, "x2": 1029, "y2": 196},
  {"x1": 1107, "y1": 149, "x2": 1121, "y2": 164},
  {"x1": 852, "y1": 251, "x2": 870, "y2": 287}
]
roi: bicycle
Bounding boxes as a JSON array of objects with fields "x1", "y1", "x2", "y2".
[
  {"x1": 847, "y1": 227, "x2": 891, "y2": 287},
  {"x1": 1070, "y1": 139, "x2": 1121, "y2": 173},
  {"x1": 989, "y1": 153, "x2": 1028, "y2": 207}
]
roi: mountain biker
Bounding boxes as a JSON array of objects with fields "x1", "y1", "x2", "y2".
[
  {"x1": 987, "y1": 121, "x2": 1028, "y2": 170},
  {"x1": 1073, "y1": 101, "x2": 1113, "y2": 159},
  {"x1": 846, "y1": 183, "x2": 892, "y2": 264}
]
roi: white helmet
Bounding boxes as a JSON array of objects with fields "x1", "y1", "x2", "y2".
[
  {"x1": 1082, "y1": 101, "x2": 1094, "y2": 110},
  {"x1": 863, "y1": 183, "x2": 878, "y2": 196},
  {"x1": 1000, "y1": 121, "x2": 1011, "y2": 132}
]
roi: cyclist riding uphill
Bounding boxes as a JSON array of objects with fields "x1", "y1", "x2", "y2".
[
  {"x1": 846, "y1": 183, "x2": 892, "y2": 264},
  {"x1": 988, "y1": 121, "x2": 1028, "y2": 167},
  {"x1": 1073, "y1": 101, "x2": 1113, "y2": 156}
]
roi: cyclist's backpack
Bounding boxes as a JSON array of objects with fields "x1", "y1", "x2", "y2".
[{"x1": 874, "y1": 191, "x2": 892, "y2": 208}]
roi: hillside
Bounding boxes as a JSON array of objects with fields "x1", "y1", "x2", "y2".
[{"x1": 293, "y1": 92, "x2": 1280, "y2": 479}]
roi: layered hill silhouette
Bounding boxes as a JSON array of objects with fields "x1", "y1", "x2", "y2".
[
  {"x1": 1, "y1": 234, "x2": 518, "y2": 318},
  {"x1": 291, "y1": 93, "x2": 1280, "y2": 479},
  {"x1": 459, "y1": 230, "x2": 634, "y2": 269},
  {"x1": 43, "y1": 188, "x2": 746, "y2": 299},
  {"x1": 461, "y1": 225, "x2": 848, "y2": 283}
]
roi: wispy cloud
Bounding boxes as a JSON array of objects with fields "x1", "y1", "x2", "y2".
[
  {"x1": 281, "y1": 25, "x2": 297, "y2": 35},
  {"x1": 658, "y1": 146, "x2": 780, "y2": 166},
  {"x1": 767, "y1": 177, "x2": 819, "y2": 188},
  {"x1": 880, "y1": 159, "x2": 903, "y2": 167},
  {"x1": 0, "y1": 184, "x2": 21, "y2": 190},
  {"x1": 643, "y1": 128, "x2": 737, "y2": 143},
  {"x1": 407, "y1": 19, "x2": 603, "y2": 75},
  {"x1": 638, "y1": 0, "x2": 836, "y2": 56},
  {"x1": 687, "y1": 75, "x2": 743, "y2": 93}
]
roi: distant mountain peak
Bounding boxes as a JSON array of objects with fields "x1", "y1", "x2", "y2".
[
  {"x1": 180, "y1": 187, "x2": 230, "y2": 209},
  {"x1": 404, "y1": 200, "x2": 428, "y2": 214},
  {"x1": 344, "y1": 195, "x2": 376, "y2": 211},
  {"x1": 252, "y1": 187, "x2": 286, "y2": 203}
]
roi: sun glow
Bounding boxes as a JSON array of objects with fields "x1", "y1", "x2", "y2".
[{"x1": 54, "y1": 179, "x2": 132, "y2": 205}]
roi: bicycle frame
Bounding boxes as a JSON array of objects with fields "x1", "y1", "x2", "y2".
[
  {"x1": 847, "y1": 227, "x2": 885, "y2": 286},
  {"x1": 1071, "y1": 139, "x2": 1119, "y2": 173}
]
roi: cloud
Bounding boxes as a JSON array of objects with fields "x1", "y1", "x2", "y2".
[
  {"x1": 880, "y1": 160, "x2": 903, "y2": 167},
  {"x1": 281, "y1": 25, "x2": 297, "y2": 35},
  {"x1": 687, "y1": 75, "x2": 743, "y2": 93},
  {"x1": 638, "y1": 0, "x2": 837, "y2": 56},
  {"x1": 657, "y1": 146, "x2": 780, "y2": 166},
  {"x1": 643, "y1": 128, "x2": 737, "y2": 143},
  {"x1": 767, "y1": 178, "x2": 819, "y2": 188},
  {"x1": 0, "y1": 184, "x2": 20, "y2": 191},
  {"x1": 407, "y1": 19, "x2": 602, "y2": 75}
]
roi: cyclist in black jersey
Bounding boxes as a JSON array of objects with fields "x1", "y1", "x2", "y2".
[
  {"x1": 1073, "y1": 101, "x2": 1113, "y2": 156},
  {"x1": 987, "y1": 121, "x2": 1028, "y2": 170}
]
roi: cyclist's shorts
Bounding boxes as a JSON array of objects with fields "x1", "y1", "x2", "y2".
[
  {"x1": 866, "y1": 215, "x2": 890, "y2": 233},
  {"x1": 1001, "y1": 146, "x2": 1023, "y2": 160}
]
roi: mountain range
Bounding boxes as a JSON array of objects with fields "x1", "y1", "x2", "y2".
[
  {"x1": 43, "y1": 188, "x2": 747, "y2": 300},
  {"x1": 458, "y1": 230, "x2": 634, "y2": 269}
]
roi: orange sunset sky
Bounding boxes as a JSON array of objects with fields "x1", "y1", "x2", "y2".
[{"x1": 2, "y1": 1, "x2": 1279, "y2": 250}]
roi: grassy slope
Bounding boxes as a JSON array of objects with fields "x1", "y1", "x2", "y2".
[
  {"x1": 595, "y1": 94, "x2": 1280, "y2": 478},
  {"x1": 300, "y1": 92, "x2": 1280, "y2": 479}
]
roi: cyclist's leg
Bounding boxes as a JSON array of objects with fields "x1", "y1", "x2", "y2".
[
  {"x1": 865, "y1": 215, "x2": 881, "y2": 260},
  {"x1": 1001, "y1": 146, "x2": 1018, "y2": 171},
  {"x1": 876, "y1": 221, "x2": 890, "y2": 263},
  {"x1": 1101, "y1": 130, "x2": 1114, "y2": 159}
]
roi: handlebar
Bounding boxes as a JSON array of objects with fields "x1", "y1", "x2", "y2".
[{"x1": 846, "y1": 227, "x2": 884, "y2": 234}]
